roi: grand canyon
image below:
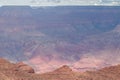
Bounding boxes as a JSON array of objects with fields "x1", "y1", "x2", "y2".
[
  {"x1": 1, "y1": 58, "x2": 120, "y2": 80},
  {"x1": 0, "y1": 6, "x2": 120, "y2": 79}
]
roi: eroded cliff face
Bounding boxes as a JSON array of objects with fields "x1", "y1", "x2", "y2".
[
  {"x1": 0, "y1": 58, "x2": 35, "y2": 80},
  {"x1": 0, "y1": 6, "x2": 120, "y2": 73},
  {"x1": 0, "y1": 58, "x2": 120, "y2": 80}
]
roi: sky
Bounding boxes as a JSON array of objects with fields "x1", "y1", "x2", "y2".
[{"x1": 0, "y1": 0, "x2": 120, "y2": 6}]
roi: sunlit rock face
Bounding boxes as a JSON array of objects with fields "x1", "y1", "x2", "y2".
[
  {"x1": 0, "y1": 6, "x2": 120, "y2": 73},
  {"x1": 1, "y1": 58, "x2": 120, "y2": 80}
]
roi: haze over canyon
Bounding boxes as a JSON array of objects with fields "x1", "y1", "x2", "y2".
[{"x1": 0, "y1": 6, "x2": 120, "y2": 73}]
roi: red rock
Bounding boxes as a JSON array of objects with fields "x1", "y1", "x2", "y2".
[
  {"x1": 15, "y1": 62, "x2": 35, "y2": 73},
  {"x1": 54, "y1": 65, "x2": 72, "y2": 73},
  {"x1": 1, "y1": 58, "x2": 120, "y2": 80},
  {"x1": 0, "y1": 58, "x2": 10, "y2": 64}
]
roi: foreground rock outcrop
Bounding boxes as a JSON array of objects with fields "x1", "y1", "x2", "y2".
[
  {"x1": 15, "y1": 62, "x2": 35, "y2": 73},
  {"x1": 0, "y1": 58, "x2": 120, "y2": 80},
  {"x1": 54, "y1": 65, "x2": 73, "y2": 73}
]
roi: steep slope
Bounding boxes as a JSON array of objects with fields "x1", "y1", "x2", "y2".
[
  {"x1": 38, "y1": 64, "x2": 120, "y2": 80},
  {"x1": 84, "y1": 65, "x2": 120, "y2": 80},
  {"x1": 0, "y1": 58, "x2": 35, "y2": 80},
  {"x1": 0, "y1": 6, "x2": 120, "y2": 73},
  {"x1": 53, "y1": 65, "x2": 72, "y2": 73},
  {"x1": 1, "y1": 58, "x2": 120, "y2": 80}
]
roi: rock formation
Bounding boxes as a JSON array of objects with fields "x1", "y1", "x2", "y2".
[
  {"x1": 0, "y1": 58, "x2": 120, "y2": 80},
  {"x1": 53, "y1": 65, "x2": 72, "y2": 73},
  {"x1": 15, "y1": 62, "x2": 35, "y2": 73}
]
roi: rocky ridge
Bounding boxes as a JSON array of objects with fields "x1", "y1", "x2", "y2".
[{"x1": 0, "y1": 58, "x2": 120, "y2": 80}]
